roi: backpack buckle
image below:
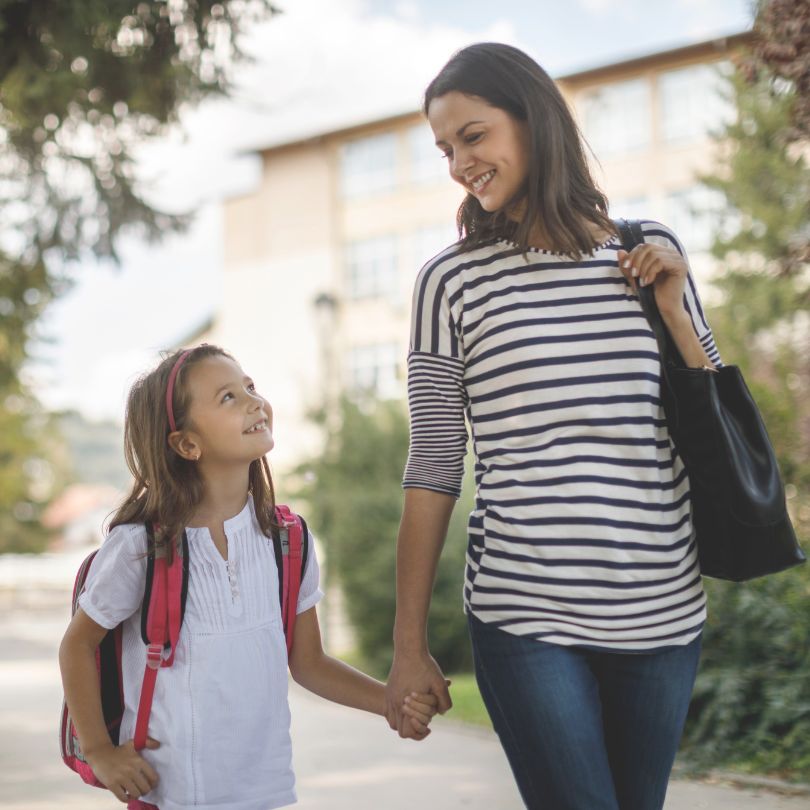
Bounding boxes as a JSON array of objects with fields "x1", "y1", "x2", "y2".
[
  {"x1": 280, "y1": 528, "x2": 289, "y2": 556},
  {"x1": 146, "y1": 643, "x2": 163, "y2": 670}
]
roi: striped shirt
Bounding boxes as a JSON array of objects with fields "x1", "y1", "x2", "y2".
[{"x1": 403, "y1": 221, "x2": 721, "y2": 652}]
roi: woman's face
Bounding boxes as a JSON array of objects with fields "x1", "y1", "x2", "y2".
[{"x1": 427, "y1": 91, "x2": 530, "y2": 215}]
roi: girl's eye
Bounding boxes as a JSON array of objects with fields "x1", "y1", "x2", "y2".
[
  {"x1": 221, "y1": 392, "x2": 234, "y2": 402},
  {"x1": 465, "y1": 132, "x2": 482, "y2": 144}
]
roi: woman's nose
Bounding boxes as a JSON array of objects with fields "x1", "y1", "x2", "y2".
[{"x1": 451, "y1": 146, "x2": 473, "y2": 178}]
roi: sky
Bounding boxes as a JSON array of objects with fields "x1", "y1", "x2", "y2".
[{"x1": 27, "y1": 0, "x2": 755, "y2": 423}]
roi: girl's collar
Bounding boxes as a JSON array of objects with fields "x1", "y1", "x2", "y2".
[{"x1": 187, "y1": 494, "x2": 254, "y2": 533}]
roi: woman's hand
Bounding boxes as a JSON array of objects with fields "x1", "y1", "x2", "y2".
[
  {"x1": 85, "y1": 738, "x2": 160, "y2": 804},
  {"x1": 618, "y1": 243, "x2": 715, "y2": 369},
  {"x1": 617, "y1": 243, "x2": 688, "y2": 320}
]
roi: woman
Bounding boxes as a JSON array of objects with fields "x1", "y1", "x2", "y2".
[{"x1": 384, "y1": 43, "x2": 721, "y2": 810}]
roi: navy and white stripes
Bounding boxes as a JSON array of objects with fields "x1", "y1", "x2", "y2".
[{"x1": 403, "y1": 221, "x2": 720, "y2": 651}]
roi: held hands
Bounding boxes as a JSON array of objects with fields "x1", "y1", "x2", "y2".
[
  {"x1": 85, "y1": 737, "x2": 160, "y2": 804},
  {"x1": 617, "y1": 244, "x2": 689, "y2": 322},
  {"x1": 386, "y1": 650, "x2": 453, "y2": 741}
]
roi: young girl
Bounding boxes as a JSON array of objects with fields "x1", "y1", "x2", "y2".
[
  {"x1": 385, "y1": 43, "x2": 722, "y2": 809},
  {"x1": 60, "y1": 344, "x2": 437, "y2": 810}
]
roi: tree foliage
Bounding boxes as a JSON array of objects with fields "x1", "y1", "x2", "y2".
[
  {"x1": 0, "y1": 0, "x2": 277, "y2": 550},
  {"x1": 295, "y1": 399, "x2": 473, "y2": 676},
  {"x1": 739, "y1": 0, "x2": 810, "y2": 141},
  {"x1": 682, "y1": 0, "x2": 810, "y2": 779},
  {"x1": 0, "y1": 393, "x2": 52, "y2": 552}
]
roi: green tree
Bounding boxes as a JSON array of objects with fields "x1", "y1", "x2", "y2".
[
  {"x1": 681, "y1": 0, "x2": 810, "y2": 779},
  {"x1": 0, "y1": 0, "x2": 278, "y2": 550},
  {"x1": 296, "y1": 399, "x2": 473, "y2": 676},
  {"x1": 0, "y1": 394, "x2": 51, "y2": 552}
]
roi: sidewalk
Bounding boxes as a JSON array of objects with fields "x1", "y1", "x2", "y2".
[{"x1": 2, "y1": 600, "x2": 809, "y2": 810}]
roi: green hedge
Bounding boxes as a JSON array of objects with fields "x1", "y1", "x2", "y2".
[{"x1": 682, "y1": 567, "x2": 810, "y2": 779}]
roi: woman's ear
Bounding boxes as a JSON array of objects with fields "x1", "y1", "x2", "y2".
[{"x1": 168, "y1": 431, "x2": 201, "y2": 462}]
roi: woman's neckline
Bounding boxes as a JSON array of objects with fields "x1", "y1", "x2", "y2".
[{"x1": 495, "y1": 233, "x2": 617, "y2": 256}]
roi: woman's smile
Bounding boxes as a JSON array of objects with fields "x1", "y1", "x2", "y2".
[{"x1": 470, "y1": 169, "x2": 496, "y2": 194}]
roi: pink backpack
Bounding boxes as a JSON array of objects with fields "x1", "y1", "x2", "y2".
[{"x1": 60, "y1": 504, "x2": 308, "y2": 788}]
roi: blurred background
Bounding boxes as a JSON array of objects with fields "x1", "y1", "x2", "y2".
[{"x1": 2, "y1": 0, "x2": 810, "y2": 802}]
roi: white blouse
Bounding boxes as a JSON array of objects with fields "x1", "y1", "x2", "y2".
[{"x1": 79, "y1": 496, "x2": 323, "y2": 810}]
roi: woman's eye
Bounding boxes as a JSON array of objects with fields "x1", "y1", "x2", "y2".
[
  {"x1": 466, "y1": 132, "x2": 482, "y2": 144},
  {"x1": 221, "y1": 392, "x2": 234, "y2": 402}
]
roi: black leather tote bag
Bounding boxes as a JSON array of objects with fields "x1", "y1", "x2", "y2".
[{"x1": 615, "y1": 218, "x2": 805, "y2": 581}]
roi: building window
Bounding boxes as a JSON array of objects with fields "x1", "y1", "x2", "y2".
[
  {"x1": 344, "y1": 235, "x2": 398, "y2": 299},
  {"x1": 408, "y1": 124, "x2": 447, "y2": 186},
  {"x1": 340, "y1": 133, "x2": 398, "y2": 198},
  {"x1": 664, "y1": 186, "x2": 725, "y2": 253},
  {"x1": 659, "y1": 62, "x2": 734, "y2": 144},
  {"x1": 580, "y1": 78, "x2": 651, "y2": 157},
  {"x1": 346, "y1": 343, "x2": 401, "y2": 399}
]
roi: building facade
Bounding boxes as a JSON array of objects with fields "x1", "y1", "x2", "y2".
[{"x1": 208, "y1": 32, "x2": 750, "y2": 475}]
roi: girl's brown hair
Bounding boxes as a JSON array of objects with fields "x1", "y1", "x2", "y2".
[
  {"x1": 110, "y1": 344, "x2": 276, "y2": 553},
  {"x1": 424, "y1": 42, "x2": 615, "y2": 259}
]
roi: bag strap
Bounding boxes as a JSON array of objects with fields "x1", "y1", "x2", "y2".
[
  {"x1": 134, "y1": 527, "x2": 186, "y2": 751},
  {"x1": 614, "y1": 218, "x2": 688, "y2": 368},
  {"x1": 274, "y1": 504, "x2": 306, "y2": 656},
  {"x1": 614, "y1": 218, "x2": 686, "y2": 430}
]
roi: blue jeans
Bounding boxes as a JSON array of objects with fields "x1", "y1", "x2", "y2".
[{"x1": 468, "y1": 614, "x2": 701, "y2": 810}]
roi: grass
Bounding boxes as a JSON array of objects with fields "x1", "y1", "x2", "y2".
[{"x1": 445, "y1": 672, "x2": 492, "y2": 727}]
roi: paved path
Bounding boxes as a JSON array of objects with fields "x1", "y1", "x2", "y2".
[{"x1": 2, "y1": 601, "x2": 809, "y2": 810}]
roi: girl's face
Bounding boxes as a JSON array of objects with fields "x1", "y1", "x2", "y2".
[
  {"x1": 179, "y1": 355, "x2": 274, "y2": 467},
  {"x1": 428, "y1": 91, "x2": 530, "y2": 216}
]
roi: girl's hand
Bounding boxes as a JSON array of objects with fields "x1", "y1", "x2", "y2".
[
  {"x1": 617, "y1": 244, "x2": 689, "y2": 321},
  {"x1": 85, "y1": 737, "x2": 160, "y2": 803},
  {"x1": 401, "y1": 684, "x2": 447, "y2": 739}
]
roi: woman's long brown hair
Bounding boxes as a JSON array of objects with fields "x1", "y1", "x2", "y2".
[
  {"x1": 424, "y1": 42, "x2": 616, "y2": 259},
  {"x1": 109, "y1": 344, "x2": 277, "y2": 555}
]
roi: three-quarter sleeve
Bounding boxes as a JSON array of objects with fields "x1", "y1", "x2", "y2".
[{"x1": 402, "y1": 253, "x2": 468, "y2": 498}]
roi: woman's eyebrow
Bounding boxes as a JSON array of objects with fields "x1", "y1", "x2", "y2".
[
  {"x1": 457, "y1": 120, "x2": 484, "y2": 136},
  {"x1": 435, "y1": 120, "x2": 485, "y2": 146}
]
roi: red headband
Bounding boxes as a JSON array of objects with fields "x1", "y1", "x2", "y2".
[{"x1": 165, "y1": 349, "x2": 192, "y2": 432}]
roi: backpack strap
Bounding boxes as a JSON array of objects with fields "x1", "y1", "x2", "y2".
[
  {"x1": 134, "y1": 526, "x2": 187, "y2": 751},
  {"x1": 140, "y1": 527, "x2": 190, "y2": 647},
  {"x1": 299, "y1": 515, "x2": 311, "y2": 584},
  {"x1": 273, "y1": 505, "x2": 308, "y2": 656}
]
